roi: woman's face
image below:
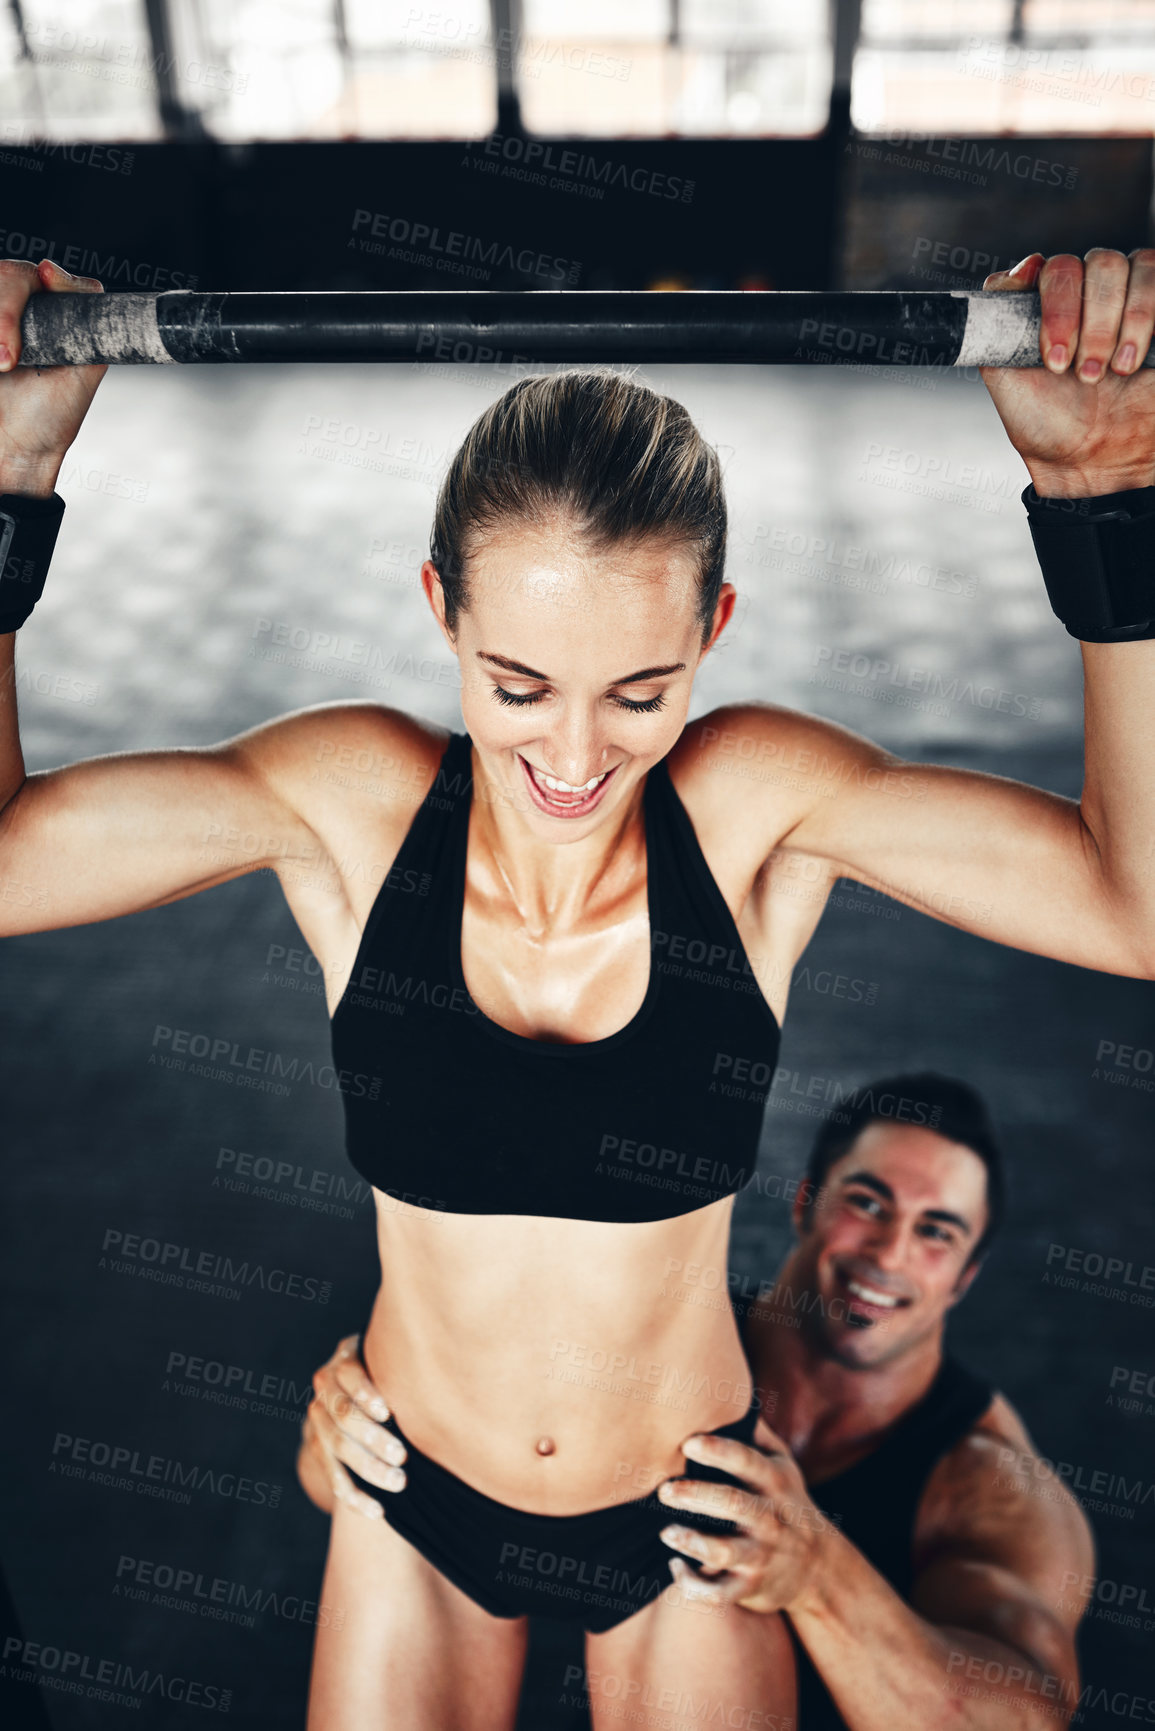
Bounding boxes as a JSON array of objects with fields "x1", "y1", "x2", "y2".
[{"x1": 423, "y1": 515, "x2": 734, "y2": 841}]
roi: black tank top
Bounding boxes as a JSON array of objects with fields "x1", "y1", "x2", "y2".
[
  {"x1": 330, "y1": 731, "x2": 781, "y2": 1221},
  {"x1": 793, "y1": 1356, "x2": 994, "y2": 1729}
]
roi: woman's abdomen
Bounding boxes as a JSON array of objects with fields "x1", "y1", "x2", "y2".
[{"x1": 362, "y1": 1194, "x2": 752, "y2": 1514}]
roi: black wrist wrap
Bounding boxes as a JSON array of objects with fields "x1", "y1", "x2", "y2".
[
  {"x1": 1022, "y1": 481, "x2": 1155, "y2": 643},
  {"x1": 0, "y1": 491, "x2": 66, "y2": 634}
]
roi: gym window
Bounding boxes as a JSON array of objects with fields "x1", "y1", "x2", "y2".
[
  {"x1": 3, "y1": 0, "x2": 1154, "y2": 141},
  {"x1": 0, "y1": 0, "x2": 500, "y2": 142},
  {"x1": 0, "y1": 0, "x2": 165, "y2": 141},
  {"x1": 853, "y1": 0, "x2": 1155, "y2": 134},
  {"x1": 514, "y1": 0, "x2": 834, "y2": 138},
  {"x1": 0, "y1": 0, "x2": 830, "y2": 141}
]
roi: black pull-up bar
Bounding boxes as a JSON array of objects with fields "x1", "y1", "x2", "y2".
[{"x1": 17, "y1": 288, "x2": 1150, "y2": 369}]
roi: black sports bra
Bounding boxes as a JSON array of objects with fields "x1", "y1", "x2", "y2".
[{"x1": 330, "y1": 731, "x2": 780, "y2": 1222}]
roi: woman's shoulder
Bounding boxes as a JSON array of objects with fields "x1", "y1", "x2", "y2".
[
  {"x1": 233, "y1": 699, "x2": 453, "y2": 826},
  {"x1": 663, "y1": 702, "x2": 879, "y2": 880},
  {"x1": 667, "y1": 701, "x2": 853, "y2": 807},
  {"x1": 671, "y1": 702, "x2": 862, "y2": 771}
]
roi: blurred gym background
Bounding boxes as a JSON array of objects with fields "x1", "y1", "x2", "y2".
[{"x1": 1, "y1": 4, "x2": 1153, "y2": 1728}]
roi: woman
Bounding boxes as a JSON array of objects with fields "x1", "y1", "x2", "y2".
[{"x1": 1, "y1": 247, "x2": 1153, "y2": 1730}]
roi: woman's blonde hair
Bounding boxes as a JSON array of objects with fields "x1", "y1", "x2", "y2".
[{"x1": 430, "y1": 369, "x2": 727, "y2": 642}]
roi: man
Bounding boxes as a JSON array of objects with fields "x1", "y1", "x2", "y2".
[{"x1": 299, "y1": 1075, "x2": 1094, "y2": 1729}]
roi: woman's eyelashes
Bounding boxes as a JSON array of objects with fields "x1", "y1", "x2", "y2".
[
  {"x1": 614, "y1": 693, "x2": 666, "y2": 714},
  {"x1": 492, "y1": 685, "x2": 545, "y2": 708},
  {"x1": 491, "y1": 685, "x2": 667, "y2": 715}
]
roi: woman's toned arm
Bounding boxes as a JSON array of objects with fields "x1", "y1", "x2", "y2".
[
  {"x1": 0, "y1": 257, "x2": 323, "y2": 933},
  {"x1": 0, "y1": 255, "x2": 441, "y2": 958},
  {"x1": 686, "y1": 250, "x2": 1155, "y2": 979}
]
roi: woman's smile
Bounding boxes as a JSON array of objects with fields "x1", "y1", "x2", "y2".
[{"x1": 518, "y1": 755, "x2": 620, "y2": 818}]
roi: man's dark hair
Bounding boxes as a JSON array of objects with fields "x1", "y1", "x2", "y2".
[{"x1": 802, "y1": 1073, "x2": 1006, "y2": 1266}]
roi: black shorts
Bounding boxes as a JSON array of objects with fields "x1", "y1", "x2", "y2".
[{"x1": 348, "y1": 1395, "x2": 761, "y2": 1634}]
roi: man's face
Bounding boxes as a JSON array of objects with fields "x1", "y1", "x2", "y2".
[{"x1": 790, "y1": 1122, "x2": 990, "y2": 1369}]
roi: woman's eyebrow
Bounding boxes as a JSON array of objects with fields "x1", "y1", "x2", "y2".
[
  {"x1": 477, "y1": 652, "x2": 686, "y2": 684},
  {"x1": 478, "y1": 652, "x2": 548, "y2": 679},
  {"x1": 613, "y1": 662, "x2": 687, "y2": 685}
]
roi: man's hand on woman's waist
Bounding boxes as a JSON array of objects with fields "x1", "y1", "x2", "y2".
[
  {"x1": 297, "y1": 1334, "x2": 406, "y2": 1519},
  {"x1": 656, "y1": 1417, "x2": 832, "y2": 1612}
]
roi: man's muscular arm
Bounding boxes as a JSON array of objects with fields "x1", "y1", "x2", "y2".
[
  {"x1": 657, "y1": 1397, "x2": 1093, "y2": 1731},
  {"x1": 788, "y1": 1397, "x2": 1093, "y2": 1730}
]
